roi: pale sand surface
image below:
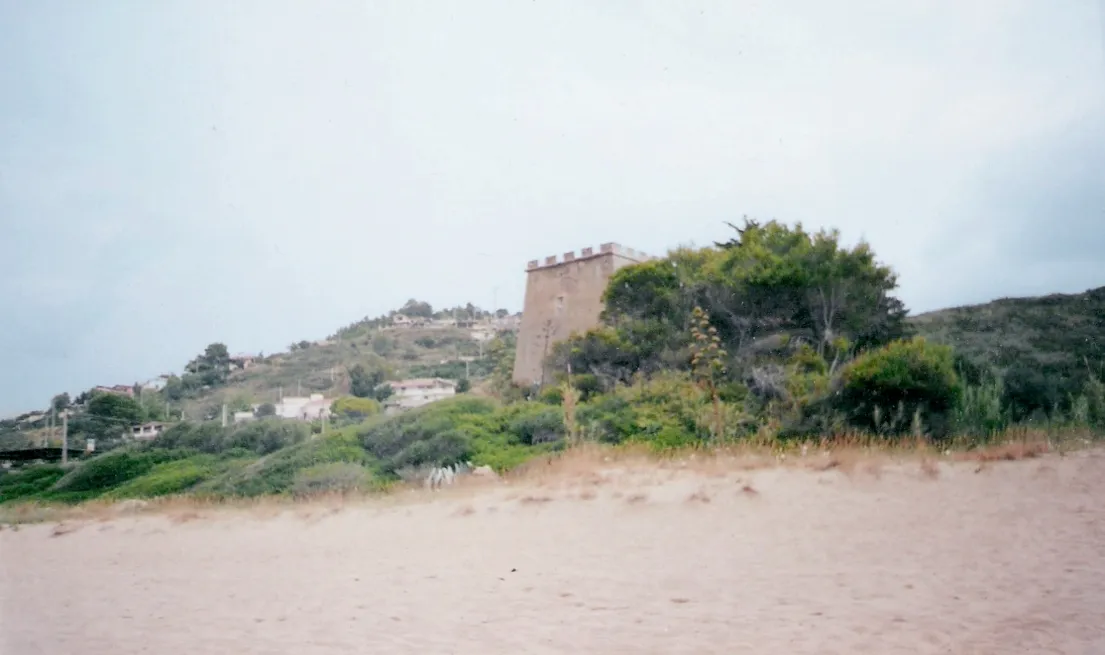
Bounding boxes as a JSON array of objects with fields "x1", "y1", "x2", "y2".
[{"x1": 3, "y1": 449, "x2": 1104, "y2": 654}]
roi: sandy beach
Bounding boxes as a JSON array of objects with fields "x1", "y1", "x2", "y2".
[{"x1": 3, "y1": 448, "x2": 1104, "y2": 654}]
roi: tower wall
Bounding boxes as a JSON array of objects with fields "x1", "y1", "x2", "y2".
[{"x1": 512, "y1": 242, "x2": 654, "y2": 388}]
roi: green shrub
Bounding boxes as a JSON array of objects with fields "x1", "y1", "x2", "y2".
[
  {"x1": 537, "y1": 386, "x2": 564, "y2": 405},
  {"x1": 358, "y1": 397, "x2": 498, "y2": 474},
  {"x1": 154, "y1": 420, "x2": 309, "y2": 455},
  {"x1": 106, "y1": 455, "x2": 228, "y2": 499},
  {"x1": 838, "y1": 337, "x2": 961, "y2": 437},
  {"x1": 953, "y1": 375, "x2": 1008, "y2": 437},
  {"x1": 51, "y1": 448, "x2": 186, "y2": 494},
  {"x1": 0, "y1": 464, "x2": 67, "y2": 503},
  {"x1": 576, "y1": 395, "x2": 639, "y2": 443},
  {"x1": 505, "y1": 403, "x2": 565, "y2": 445},
  {"x1": 1084, "y1": 375, "x2": 1105, "y2": 428},
  {"x1": 200, "y1": 431, "x2": 370, "y2": 497},
  {"x1": 291, "y1": 462, "x2": 373, "y2": 498},
  {"x1": 571, "y1": 373, "x2": 720, "y2": 448},
  {"x1": 226, "y1": 420, "x2": 310, "y2": 454},
  {"x1": 155, "y1": 422, "x2": 228, "y2": 452},
  {"x1": 330, "y1": 396, "x2": 382, "y2": 421}
]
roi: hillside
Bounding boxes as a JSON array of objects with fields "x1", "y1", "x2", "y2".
[
  {"x1": 178, "y1": 324, "x2": 505, "y2": 420},
  {"x1": 910, "y1": 285, "x2": 1104, "y2": 407}
]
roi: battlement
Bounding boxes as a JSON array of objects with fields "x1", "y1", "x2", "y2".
[{"x1": 525, "y1": 242, "x2": 656, "y2": 272}]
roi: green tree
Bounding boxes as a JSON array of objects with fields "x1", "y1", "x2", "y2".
[
  {"x1": 371, "y1": 334, "x2": 394, "y2": 356},
  {"x1": 399, "y1": 299, "x2": 433, "y2": 318},
  {"x1": 50, "y1": 392, "x2": 70, "y2": 413},
  {"x1": 572, "y1": 218, "x2": 911, "y2": 388},
  {"x1": 331, "y1": 396, "x2": 382, "y2": 421},
  {"x1": 88, "y1": 392, "x2": 145, "y2": 424},
  {"x1": 456, "y1": 378, "x2": 472, "y2": 393},
  {"x1": 374, "y1": 383, "x2": 394, "y2": 402},
  {"x1": 185, "y1": 342, "x2": 232, "y2": 387},
  {"x1": 80, "y1": 391, "x2": 147, "y2": 446},
  {"x1": 486, "y1": 332, "x2": 522, "y2": 399},
  {"x1": 349, "y1": 364, "x2": 386, "y2": 398},
  {"x1": 256, "y1": 402, "x2": 276, "y2": 417},
  {"x1": 162, "y1": 375, "x2": 186, "y2": 401},
  {"x1": 138, "y1": 391, "x2": 168, "y2": 422}
]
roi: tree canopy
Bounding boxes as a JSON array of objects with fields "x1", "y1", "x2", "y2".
[{"x1": 556, "y1": 218, "x2": 911, "y2": 391}]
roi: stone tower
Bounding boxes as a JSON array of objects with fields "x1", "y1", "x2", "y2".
[{"x1": 512, "y1": 242, "x2": 654, "y2": 388}]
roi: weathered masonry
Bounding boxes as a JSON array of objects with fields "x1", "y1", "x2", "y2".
[{"x1": 512, "y1": 242, "x2": 655, "y2": 388}]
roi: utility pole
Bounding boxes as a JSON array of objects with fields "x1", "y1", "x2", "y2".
[
  {"x1": 297, "y1": 379, "x2": 301, "y2": 396},
  {"x1": 61, "y1": 412, "x2": 68, "y2": 465},
  {"x1": 221, "y1": 403, "x2": 227, "y2": 427}
]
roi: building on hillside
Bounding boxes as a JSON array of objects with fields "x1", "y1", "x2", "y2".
[
  {"x1": 513, "y1": 242, "x2": 655, "y2": 388},
  {"x1": 470, "y1": 326, "x2": 497, "y2": 342},
  {"x1": 233, "y1": 411, "x2": 256, "y2": 424},
  {"x1": 492, "y1": 314, "x2": 522, "y2": 331},
  {"x1": 391, "y1": 313, "x2": 423, "y2": 328},
  {"x1": 383, "y1": 378, "x2": 457, "y2": 414},
  {"x1": 18, "y1": 412, "x2": 46, "y2": 426},
  {"x1": 131, "y1": 422, "x2": 166, "y2": 440},
  {"x1": 141, "y1": 375, "x2": 171, "y2": 392},
  {"x1": 94, "y1": 384, "x2": 136, "y2": 398},
  {"x1": 229, "y1": 353, "x2": 259, "y2": 371},
  {"x1": 274, "y1": 393, "x2": 332, "y2": 421}
]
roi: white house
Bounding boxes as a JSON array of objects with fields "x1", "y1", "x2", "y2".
[
  {"x1": 131, "y1": 422, "x2": 166, "y2": 440},
  {"x1": 229, "y1": 353, "x2": 259, "y2": 371},
  {"x1": 140, "y1": 375, "x2": 171, "y2": 392},
  {"x1": 470, "y1": 326, "x2": 497, "y2": 342},
  {"x1": 384, "y1": 378, "x2": 458, "y2": 413},
  {"x1": 274, "y1": 393, "x2": 332, "y2": 421}
]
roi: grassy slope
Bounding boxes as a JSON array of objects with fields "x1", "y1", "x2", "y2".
[{"x1": 909, "y1": 286, "x2": 1105, "y2": 380}]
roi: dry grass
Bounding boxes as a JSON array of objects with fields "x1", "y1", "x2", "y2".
[{"x1": 2, "y1": 428, "x2": 1096, "y2": 527}]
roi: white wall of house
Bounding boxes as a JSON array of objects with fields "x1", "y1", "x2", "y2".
[
  {"x1": 386, "y1": 378, "x2": 457, "y2": 412},
  {"x1": 131, "y1": 422, "x2": 165, "y2": 440},
  {"x1": 274, "y1": 394, "x2": 332, "y2": 421}
]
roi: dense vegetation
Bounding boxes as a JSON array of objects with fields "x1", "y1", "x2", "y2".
[
  {"x1": 911, "y1": 287, "x2": 1105, "y2": 422},
  {"x1": 547, "y1": 219, "x2": 1103, "y2": 441},
  {"x1": 2, "y1": 218, "x2": 1102, "y2": 508},
  {"x1": 0, "y1": 397, "x2": 562, "y2": 504}
]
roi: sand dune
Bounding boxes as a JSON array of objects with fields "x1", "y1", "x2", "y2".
[{"x1": 3, "y1": 449, "x2": 1104, "y2": 654}]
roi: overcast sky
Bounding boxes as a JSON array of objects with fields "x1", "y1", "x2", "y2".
[{"x1": 1, "y1": 1, "x2": 1103, "y2": 415}]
